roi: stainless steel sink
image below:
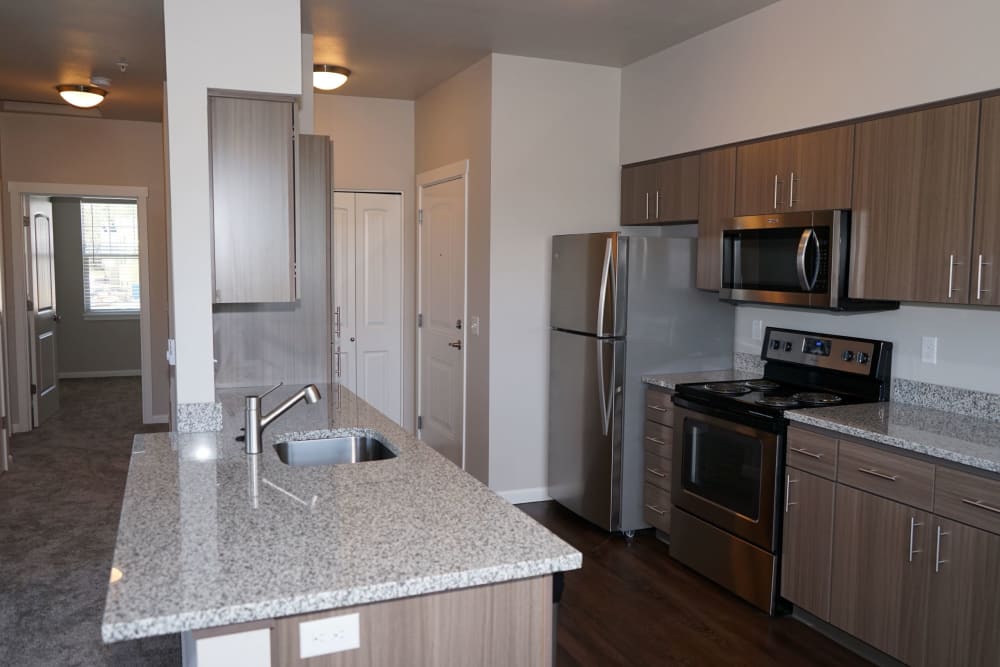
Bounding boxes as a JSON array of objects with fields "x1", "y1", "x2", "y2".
[{"x1": 273, "y1": 435, "x2": 396, "y2": 467}]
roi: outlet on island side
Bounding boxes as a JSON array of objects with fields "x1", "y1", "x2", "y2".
[
  {"x1": 921, "y1": 336, "x2": 938, "y2": 364},
  {"x1": 299, "y1": 613, "x2": 360, "y2": 659}
]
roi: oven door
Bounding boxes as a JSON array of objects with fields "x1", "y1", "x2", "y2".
[{"x1": 672, "y1": 405, "x2": 781, "y2": 551}]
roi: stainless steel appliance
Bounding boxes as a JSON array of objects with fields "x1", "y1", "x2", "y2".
[
  {"x1": 670, "y1": 327, "x2": 892, "y2": 613},
  {"x1": 720, "y1": 210, "x2": 898, "y2": 311},
  {"x1": 548, "y1": 233, "x2": 735, "y2": 533}
]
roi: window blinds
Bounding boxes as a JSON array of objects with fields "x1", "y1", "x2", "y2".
[{"x1": 80, "y1": 200, "x2": 140, "y2": 313}]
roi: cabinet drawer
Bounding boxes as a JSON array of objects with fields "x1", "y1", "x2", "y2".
[
  {"x1": 643, "y1": 420, "x2": 673, "y2": 459},
  {"x1": 643, "y1": 483, "x2": 671, "y2": 532},
  {"x1": 645, "y1": 389, "x2": 674, "y2": 426},
  {"x1": 644, "y1": 453, "x2": 672, "y2": 492},
  {"x1": 935, "y1": 466, "x2": 1000, "y2": 536},
  {"x1": 837, "y1": 440, "x2": 935, "y2": 510},
  {"x1": 786, "y1": 427, "x2": 838, "y2": 480}
]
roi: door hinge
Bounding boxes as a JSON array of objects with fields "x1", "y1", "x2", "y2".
[
  {"x1": 417, "y1": 415, "x2": 423, "y2": 430},
  {"x1": 417, "y1": 313, "x2": 423, "y2": 328},
  {"x1": 30, "y1": 384, "x2": 37, "y2": 396},
  {"x1": 418, "y1": 209, "x2": 423, "y2": 224},
  {"x1": 23, "y1": 215, "x2": 30, "y2": 227}
]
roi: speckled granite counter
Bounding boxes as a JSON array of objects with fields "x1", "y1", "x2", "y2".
[
  {"x1": 787, "y1": 402, "x2": 1000, "y2": 474},
  {"x1": 101, "y1": 384, "x2": 581, "y2": 642},
  {"x1": 642, "y1": 368, "x2": 759, "y2": 391}
]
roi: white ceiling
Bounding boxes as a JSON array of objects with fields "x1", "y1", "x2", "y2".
[{"x1": 0, "y1": 0, "x2": 776, "y2": 121}]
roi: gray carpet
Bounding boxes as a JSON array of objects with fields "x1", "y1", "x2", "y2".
[{"x1": 0, "y1": 378, "x2": 181, "y2": 666}]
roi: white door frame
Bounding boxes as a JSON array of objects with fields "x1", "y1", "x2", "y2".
[
  {"x1": 415, "y1": 160, "x2": 469, "y2": 468},
  {"x1": 5, "y1": 182, "x2": 155, "y2": 429}
]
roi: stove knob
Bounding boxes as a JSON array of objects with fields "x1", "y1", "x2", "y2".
[
  {"x1": 842, "y1": 350, "x2": 855, "y2": 362},
  {"x1": 784, "y1": 342, "x2": 793, "y2": 352},
  {"x1": 857, "y1": 352, "x2": 870, "y2": 364},
  {"x1": 771, "y1": 339, "x2": 781, "y2": 350}
]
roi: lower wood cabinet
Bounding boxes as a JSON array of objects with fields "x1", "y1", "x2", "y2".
[
  {"x1": 643, "y1": 388, "x2": 673, "y2": 534},
  {"x1": 780, "y1": 467, "x2": 834, "y2": 621}
]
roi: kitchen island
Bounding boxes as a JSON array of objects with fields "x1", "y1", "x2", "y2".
[{"x1": 102, "y1": 384, "x2": 580, "y2": 666}]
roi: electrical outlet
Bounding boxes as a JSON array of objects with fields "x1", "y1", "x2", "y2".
[
  {"x1": 921, "y1": 336, "x2": 938, "y2": 364},
  {"x1": 470, "y1": 316, "x2": 480, "y2": 336},
  {"x1": 751, "y1": 320, "x2": 763, "y2": 341},
  {"x1": 299, "y1": 613, "x2": 360, "y2": 658}
]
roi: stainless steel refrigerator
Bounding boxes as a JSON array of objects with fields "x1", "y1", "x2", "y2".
[{"x1": 548, "y1": 232, "x2": 735, "y2": 533}]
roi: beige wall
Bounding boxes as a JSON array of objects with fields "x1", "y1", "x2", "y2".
[
  {"x1": 0, "y1": 112, "x2": 170, "y2": 419},
  {"x1": 313, "y1": 95, "x2": 417, "y2": 430},
  {"x1": 415, "y1": 56, "x2": 492, "y2": 483}
]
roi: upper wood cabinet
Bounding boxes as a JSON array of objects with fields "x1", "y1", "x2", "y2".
[
  {"x1": 734, "y1": 126, "x2": 853, "y2": 216},
  {"x1": 209, "y1": 96, "x2": 296, "y2": 303},
  {"x1": 621, "y1": 154, "x2": 700, "y2": 225},
  {"x1": 781, "y1": 466, "x2": 835, "y2": 622},
  {"x1": 695, "y1": 147, "x2": 736, "y2": 291},
  {"x1": 849, "y1": 101, "x2": 980, "y2": 304},
  {"x1": 972, "y1": 95, "x2": 1000, "y2": 306}
]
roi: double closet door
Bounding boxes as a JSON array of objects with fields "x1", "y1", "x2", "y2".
[{"x1": 333, "y1": 192, "x2": 403, "y2": 425}]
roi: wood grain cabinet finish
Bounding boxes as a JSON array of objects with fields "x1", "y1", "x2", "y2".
[
  {"x1": 696, "y1": 147, "x2": 736, "y2": 290},
  {"x1": 643, "y1": 387, "x2": 674, "y2": 534},
  {"x1": 621, "y1": 156, "x2": 700, "y2": 225},
  {"x1": 830, "y1": 485, "x2": 932, "y2": 667},
  {"x1": 644, "y1": 388, "x2": 674, "y2": 426},
  {"x1": 850, "y1": 100, "x2": 980, "y2": 304},
  {"x1": 780, "y1": 467, "x2": 835, "y2": 621},
  {"x1": 836, "y1": 439, "x2": 935, "y2": 511},
  {"x1": 209, "y1": 96, "x2": 296, "y2": 303},
  {"x1": 972, "y1": 95, "x2": 1000, "y2": 306},
  {"x1": 786, "y1": 426, "x2": 838, "y2": 480},
  {"x1": 734, "y1": 126, "x2": 853, "y2": 216}
]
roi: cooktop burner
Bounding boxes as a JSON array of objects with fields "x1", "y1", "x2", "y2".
[
  {"x1": 744, "y1": 379, "x2": 780, "y2": 391},
  {"x1": 755, "y1": 396, "x2": 801, "y2": 408},
  {"x1": 702, "y1": 382, "x2": 753, "y2": 395},
  {"x1": 790, "y1": 392, "x2": 843, "y2": 406}
]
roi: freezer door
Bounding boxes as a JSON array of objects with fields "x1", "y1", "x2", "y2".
[
  {"x1": 547, "y1": 330, "x2": 625, "y2": 531},
  {"x1": 550, "y1": 233, "x2": 627, "y2": 337}
]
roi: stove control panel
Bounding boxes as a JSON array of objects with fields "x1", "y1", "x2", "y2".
[{"x1": 763, "y1": 328, "x2": 879, "y2": 375}]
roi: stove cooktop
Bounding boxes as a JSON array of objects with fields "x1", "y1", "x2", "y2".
[{"x1": 676, "y1": 378, "x2": 864, "y2": 419}]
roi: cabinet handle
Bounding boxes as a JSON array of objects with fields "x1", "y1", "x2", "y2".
[
  {"x1": 785, "y1": 474, "x2": 798, "y2": 513},
  {"x1": 646, "y1": 467, "x2": 666, "y2": 478},
  {"x1": 646, "y1": 404, "x2": 668, "y2": 412},
  {"x1": 948, "y1": 254, "x2": 962, "y2": 297},
  {"x1": 645, "y1": 192, "x2": 650, "y2": 220},
  {"x1": 934, "y1": 525, "x2": 949, "y2": 573},
  {"x1": 857, "y1": 466, "x2": 898, "y2": 482},
  {"x1": 773, "y1": 174, "x2": 780, "y2": 210},
  {"x1": 789, "y1": 446, "x2": 823, "y2": 460},
  {"x1": 961, "y1": 498, "x2": 1000, "y2": 515},
  {"x1": 655, "y1": 191, "x2": 661, "y2": 219},
  {"x1": 334, "y1": 350, "x2": 343, "y2": 377},
  {"x1": 977, "y1": 254, "x2": 992, "y2": 300},
  {"x1": 644, "y1": 436, "x2": 666, "y2": 445},
  {"x1": 645, "y1": 504, "x2": 667, "y2": 516},
  {"x1": 333, "y1": 306, "x2": 342, "y2": 336},
  {"x1": 908, "y1": 516, "x2": 923, "y2": 563},
  {"x1": 788, "y1": 171, "x2": 797, "y2": 208}
]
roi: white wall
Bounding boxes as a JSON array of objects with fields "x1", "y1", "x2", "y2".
[
  {"x1": 622, "y1": 0, "x2": 1000, "y2": 395},
  {"x1": 163, "y1": 0, "x2": 301, "y2": 410},
  {"x1": 489, "y1": 54, "x2": 621, "y2": 498},
  {"x1": 313, "y1": 95, "x2": 417, "y2": 431}
]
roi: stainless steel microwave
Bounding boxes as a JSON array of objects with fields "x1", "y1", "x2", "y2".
[{"x1": 719, "y1": 210, "x2": 898, "y2": 311}]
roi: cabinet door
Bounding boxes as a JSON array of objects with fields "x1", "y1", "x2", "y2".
[
  {"x1": 787, "y1": 125, "x2": 854, "y2": 211},
  {"x1": 923, "y1": 518, "x2": 1000, "y2": 667},
  {"x1": 696, "y1": 147, "x2": 736, "y2": 290},
  {"x1": 653, "y1": 154, "x2": 700, "y2": 222},
  {"x1": 850, "y1": 101, "x2": 979, "y2": 303},
  {"x1": 972, "y1": 95, "x2": 1000, "y2": 306},
  {"x1": 780, "y1": 468, "x2": 835, "y2": 621},
  {"x1": 735, "y1": 137, "x2": 785, "y2": 216},
  {"x1": 621, "y1": 164, "x2": 656, "y2": 225},
  {"x1": 210, "y1": 96, "x2": 295, "y2": 303},
  {"x1": 830, "y1": 485, "x2": 932, "y2": 666}
]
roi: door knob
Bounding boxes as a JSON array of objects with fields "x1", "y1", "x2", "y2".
[
  {"x1": 52, "y1": 314, "x2": 62, "y2": 323},
  {"x1": 448, "y1": 340, "x2": 462, "y2": 350}
]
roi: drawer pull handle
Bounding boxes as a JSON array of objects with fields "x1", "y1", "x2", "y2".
[
  {"x1": 647, "y1": 404, "x2": 668, "y2": 412},
  {"x1": 934, "y1": 525, "x2": 949, "y2": 573},
  {"x1": 961, "y1": 498, "x2": 1000, "y2": 515},
  {"x1": 858, "y1": 467, "x2": 898, "y2": 482},
  {"x1": 645, "y1": 504, "x2": 667, "y2": 516},
  {"x1": 646, "y1": 467, "x2": 666, "y2": 478},
  {"x1": 644, "y1": 436, "x2": 666, "y2": 445},
  {"x1": 789, "y1": 446, "x2": 823, "y2": 460}
]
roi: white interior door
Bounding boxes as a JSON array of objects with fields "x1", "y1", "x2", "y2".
[
  {"x1": 26, "y1": 196, "x2": 60, "y2": 426},
  {"x1": 332, "y1": 193, "x2": 358, "y2": 393},
  {"x1": 418, "y1": 176, "x2": 466, "y2": 467}
]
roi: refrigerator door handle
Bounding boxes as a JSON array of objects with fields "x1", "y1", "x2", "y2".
[
  {"x1": 596, "y1": 341, "x2": 609, "y2": 436},
  {"x1": 595, "y1": 237, "x2": 613, "y2": 337}
]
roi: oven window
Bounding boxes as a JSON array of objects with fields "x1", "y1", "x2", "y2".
[
  {"x1": 722, "y1": 227, "x2": 829, "y2": 293},
  {"x1": 681, "y1": 418, "x2": 762, "y2": 520}
]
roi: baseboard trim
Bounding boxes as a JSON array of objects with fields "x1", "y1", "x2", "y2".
[
  {"x1": 58, "y1": 370, "x2": 141, "y2": 379},
  {"x1": 497, "y1": 487, "x2": 551, "y2": 505}
]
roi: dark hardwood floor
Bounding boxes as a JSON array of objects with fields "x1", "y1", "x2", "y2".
[{"x1": 520, "y1": 501, "x2": 872, "y2": 667}]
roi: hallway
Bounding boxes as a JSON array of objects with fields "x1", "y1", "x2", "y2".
[{"x1": 0, "y1": 378, "x2": 180, "y2": 666}]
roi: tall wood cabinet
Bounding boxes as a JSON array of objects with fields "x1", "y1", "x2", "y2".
[
  {"x1": 621, "y1": 154, "x2": 700, "y2": 225},
  {"x1": 209, "y1": 95, "x2": 296, "y2": 303},
  {"x1": 695, "y1": 147, "x2": 736, "y2": 291},
  {"x1": 849, "y1": 101, "x2": 980, "y2": 304},
  {"x1": 972, "y1": 95, "x2": 1000, "y2": 306},
  {"x1": 734, "y1": 125, "x2": 853, "y2": 216}
]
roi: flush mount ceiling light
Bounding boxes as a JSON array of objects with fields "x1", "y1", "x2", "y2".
[
  {"x1": 56, "y1": 84, "x2": 107, "y2": 108},
  {"x1": 313, "y1": 64, "x2": 350, "y2": 91}
]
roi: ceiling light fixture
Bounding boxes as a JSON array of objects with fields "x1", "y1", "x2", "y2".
[
  {"x1": 313, "y1": 64, "x2": 351, "y2": 91},
  {"x1": 56, "y1": 84, "x2": 107, "y2": 108}
]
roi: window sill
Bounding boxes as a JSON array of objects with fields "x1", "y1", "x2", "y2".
[{"x1": 83, "y1": 312, "x2": 140, "y2": 321}]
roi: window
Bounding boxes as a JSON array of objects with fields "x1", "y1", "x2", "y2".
[{"x1": 80, "y1": 199, "x2": 140, "y2": 315}]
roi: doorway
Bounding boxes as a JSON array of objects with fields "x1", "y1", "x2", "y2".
[
  {"x1": 416, "y1": 161, "x2": 468, "y2": 468},
  {"x1": 333, "y1": 191, "x2": 404, "y2": 425},
  {"x1": 5, "y1": 183, "x2": 155, "y2": 433}
]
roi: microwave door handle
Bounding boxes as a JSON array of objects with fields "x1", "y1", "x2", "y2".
[
  {"x1": 596, "y1": 237, "x2": 612, "y2": 337},
  {"x1": 795, "y1": 228, "x2": 814, "y2": 291},
  {"x1": 807, "y1": 230, "x2": 821, "y2": 290}
]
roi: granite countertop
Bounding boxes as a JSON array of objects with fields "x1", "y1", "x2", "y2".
[
  {"x1": 101, "y1": 384, "x2": 581, "y2": 642},
  {"x1": 787, "y1": 402, "x2": 1000, "y2": 474},
  {"x1": 641, "y1": 368, "x2": 759, "y2": 390}
]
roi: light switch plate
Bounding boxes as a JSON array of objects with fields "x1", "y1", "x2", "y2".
[
  {"x1": 921, "y1": 336, "x2": 938, "y2": 364},
  {"x1": 299, "y1": 613, "x2": 360, "y2": 658},
  {"x1": 751, "y1": 320, "x2": 763, "y2": 341}
]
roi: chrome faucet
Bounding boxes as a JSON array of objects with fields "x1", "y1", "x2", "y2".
[{"x1": 244, "y1": 383, "x2": 322, "y2": 455}]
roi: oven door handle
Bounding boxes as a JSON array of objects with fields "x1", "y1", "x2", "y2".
[{"x1": 795, "y1": 228, "x2": 819, "y2": 291}]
